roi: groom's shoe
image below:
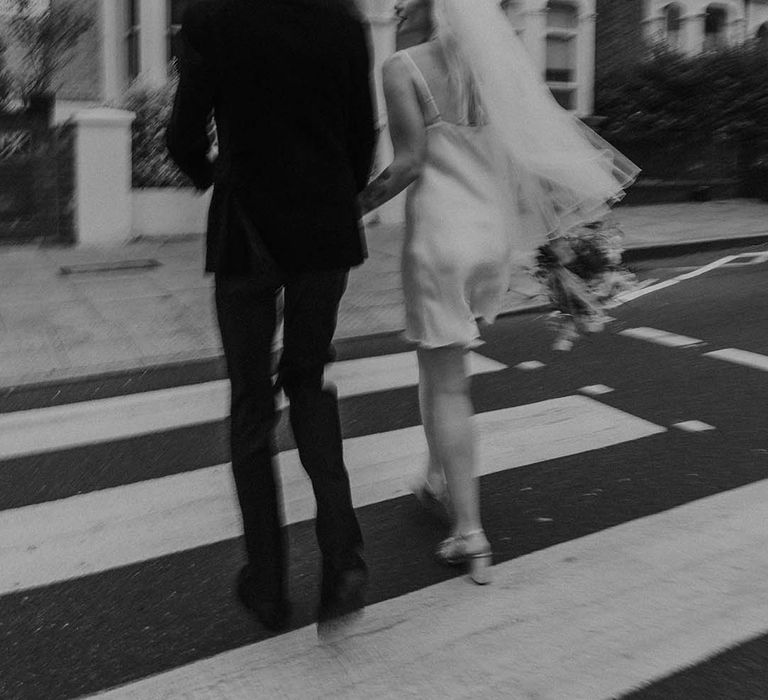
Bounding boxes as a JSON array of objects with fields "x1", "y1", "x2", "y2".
[
  {"x1": 317, "y1": 566, "x2": 367, "y2": 632},
  {"x1": 235, "y1": 566, "x2": 291, "y2": 633}
]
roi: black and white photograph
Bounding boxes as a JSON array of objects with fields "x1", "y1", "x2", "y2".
[{"x1": 0, "y1": 0, "x2": 767, "y2": 697}]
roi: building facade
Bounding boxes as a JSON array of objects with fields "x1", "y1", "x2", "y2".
[
  {"x1": 2, "y1": 0, "x2": 601, "y2": 121},
  {"x1": 644, "y1": 0, "x2": 768, "y2": 53},
  {"x1": 596, "y1": 0, "x2": 768, "y2": 80}
]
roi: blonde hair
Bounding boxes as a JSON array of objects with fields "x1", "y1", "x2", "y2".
[{"x1": 431, "y1": 0, "x2": 486, "y2": 125}]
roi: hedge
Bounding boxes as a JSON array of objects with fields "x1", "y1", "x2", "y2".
[
  {"x1": 595, "y1": 43, "x2": 768, "y2": 166},
  {"x1": 119, "y1": 74, "x2": 190, "y2": 189}
]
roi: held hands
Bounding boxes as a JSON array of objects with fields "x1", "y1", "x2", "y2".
[{"x1": 359, "y1": 169, "x2": 393, "y2": 215}]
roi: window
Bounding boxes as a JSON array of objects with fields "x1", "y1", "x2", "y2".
[
  {"x1": 545, "y1": 1, "x2": 578, "y2": 110},
  {"x1": 664, "y1": 3, "x2": 682, "y2": 49},
  {"x1": 124, "y1": 0, "x2": 140, "y2": 83},
  {"x1": 703, "y1": 4, "x2": 728, "y2": 51},
  {"x1": 168, "y1": 0, "x2": 196, "y2": 63}
]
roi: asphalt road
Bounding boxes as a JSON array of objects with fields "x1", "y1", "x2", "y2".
[{"x1": 0, "y1": 243, "x2": 765, "y2": 699}]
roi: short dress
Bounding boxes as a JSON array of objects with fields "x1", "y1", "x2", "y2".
[{"x1": 399, "y1": 51, "x2": 513, "y2": 349}]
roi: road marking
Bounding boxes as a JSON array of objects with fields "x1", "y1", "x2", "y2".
[
  {"x1": 612, "y1": 254, "x2": 739, "y2": 306},
  {"x1": 603, "y1": 278, "x2": 657, "y2": 308},
  {"x1": 578, "y1": 385, "x2": 614, "y2": 396},
  {"x1": 674, "y1": 254, "x2": 739, "y2": 280},
  {"x1": 704, "y1": 348, "x2": 768, "y2": 372},
  {"x1": 89, "y1": 478, "x2": 768, "y2": 700},
  {"x1": 673, "y1": 421, "x2": 716, "y2": 432},
  {"x1": 613, "y1": 278, "x2": 680, "y2": 304},
  {"x1": 0, "y1": 352, "x2": 505, "y2": 460},
  {"x1": 720, "y1": 251, "x2": 768, "y2": 266},
  {"x1": 619, "y1": 327, "x2": 703, "y2": 348},
  {"x1": 516, "y1": 361, "x2": 545, "y2": 370},
  {"x1": 0, "y1": 396, "x2": 664, "y2": 595}
]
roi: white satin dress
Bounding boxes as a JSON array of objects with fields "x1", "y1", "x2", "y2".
[{"x1": 398, "y1": 51, "x2": 512, "y2": 349}]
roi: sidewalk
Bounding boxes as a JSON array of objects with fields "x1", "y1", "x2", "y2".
[{"x1": 1, "y1": 199, "x2": 767, "y2": 388}]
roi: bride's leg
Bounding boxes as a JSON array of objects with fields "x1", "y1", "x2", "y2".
[
  {"x1": 416, "y1": 345, "x2": 482, "y2": 536},
  {"x1": 417, "y1": 354, "x2": 446, "y2": 494}
]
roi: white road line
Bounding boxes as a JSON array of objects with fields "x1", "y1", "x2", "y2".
[
  {"x1": 612, "y1": 254, "x2": 739, "y2": 306},
  {"x1": 613, "y1": 278, "x2": 680, "y2": 303},
  {"x1": 619, "y1": 327, "x2": 703, "y2": 348},
  {"x1": 720, "y1": 251, "x2": 768, "y2": 266},
  {"x1": 89, "y1": 478, "x2": 768, "y2": 700},
  {"x1": 673, "y1": 421, "x2": 716, "y2": 432},
  {"x1": 0, "y1": 396, "x2": 664, "y2": 595},
  {"x1": 674, "y1": 254, "x2": 739, "y2": 280},
  {"x1": 704, "y1": 348, "x2": 768, "y2": 372},
  {"x1": 0, "y1": 352, "x2": 505, "y2": 461}
]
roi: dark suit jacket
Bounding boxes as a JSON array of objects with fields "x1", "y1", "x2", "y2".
[{"x1": 166, "y1": 0, "x2": 377, "y2": 275}]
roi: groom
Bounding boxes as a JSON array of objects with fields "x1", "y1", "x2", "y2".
[{"x1": 166, "y1": 0, "x2": 376, "y2": 632}]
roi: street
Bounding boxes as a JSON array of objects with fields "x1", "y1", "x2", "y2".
[{"x1": 0, "y1": 243, "x2": 766, "y2": 699}]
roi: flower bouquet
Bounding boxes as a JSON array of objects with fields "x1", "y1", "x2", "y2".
[{"x1": 533, "y1": 219, "x2": 637, "y2": 351}]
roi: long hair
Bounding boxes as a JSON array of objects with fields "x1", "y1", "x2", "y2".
[{"x1": 431, "y1": 0, "x2": 485, "y2": 125}]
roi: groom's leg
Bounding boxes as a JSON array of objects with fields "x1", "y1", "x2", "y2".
[
  {"x1": 278, "y1": 269, "x2": 365, "y2": 600},
  {"x1": 215, "y1": 275, "x2": 286, "y2": 603}
]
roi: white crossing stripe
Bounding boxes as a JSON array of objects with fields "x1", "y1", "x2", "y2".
[
  {"x1": 0, "y1": 352, "x2": 505, "y2": 460},
  {"x1": 704, "y1": 348, "x2": 768, "y2": 372},
  {"x1": 619, "y1": 327, "x2": 702, "y2": 348},
  {"x1": 89, "y1": 477, "x2": 768, "y2": 700},
  {"x1": 578, "y1": 385, "x2": 614, "y2": 396},
  {"x1": 516, "y1": 361, "x2": 545, "y2": 370},
  {"x1": 0, "y1": 396, "x2": 664, "y2": 595},
  {"x1": 673, "y1": 421, "x2": 715, "y2": 432}
]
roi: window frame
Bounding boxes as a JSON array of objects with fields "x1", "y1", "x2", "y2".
[
  {"x1": 545, "y1": 1, "x2": 579, "y2": 111},
  {"x1": 703, "y1": 4, "x2": 729, "y2": 51},
  {"x1": 664, "y1": 2, "x2": 683, "y2": 49},
  {"x1": 167, "y1": 0, "x2": 183, "y2": 66},
  {"x1": 124, "y1": 0, "x2": 141, "y2": 84}
]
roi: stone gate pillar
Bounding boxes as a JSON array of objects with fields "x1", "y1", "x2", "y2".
[{"x1": 72, "y1": 109, "x2": 136, "y2": 246}]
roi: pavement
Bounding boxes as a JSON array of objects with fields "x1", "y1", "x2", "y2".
[{"x1": 1, "y1": 198, "x2": 767, "y2": 388}]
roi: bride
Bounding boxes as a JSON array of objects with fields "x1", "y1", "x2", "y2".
[{"x1": 359, "y1": 0, "x2": 637, "y2": 584}]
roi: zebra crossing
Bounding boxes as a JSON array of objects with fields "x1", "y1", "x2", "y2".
[{"x1": 1, "y1": 328, "x2": 767, "y2": 699}]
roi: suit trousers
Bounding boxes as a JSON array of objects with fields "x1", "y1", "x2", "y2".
[{"x1": 215, "y1": 269, "x2": 364, "y2": 603}]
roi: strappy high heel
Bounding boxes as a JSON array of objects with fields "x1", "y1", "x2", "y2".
[{"x1": 435, "y1": 529, "x2": 493, "y2": 585}]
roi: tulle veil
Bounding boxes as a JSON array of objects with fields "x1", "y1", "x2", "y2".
[{"x1": 430, "y1": 0, "x2": 640, "y2": 259}]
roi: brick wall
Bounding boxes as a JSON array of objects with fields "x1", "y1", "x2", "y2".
[{"x1": 595, "y1": 0, "x2": 646, "y2": 81}]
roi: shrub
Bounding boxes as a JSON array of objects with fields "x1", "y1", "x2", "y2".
[
  {"x1": 596, "y1": 44, "x2": 768, "y2": 154},
  {"x1": 120, "y1": 74, "x2": 190, "y2": 188}
]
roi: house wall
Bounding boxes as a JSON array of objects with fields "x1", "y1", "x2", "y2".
[{"x1": 643, "y1": 0, "x2": 768, "y2": 54}]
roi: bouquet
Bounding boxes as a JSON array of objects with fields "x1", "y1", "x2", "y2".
[{"x1": 533, "y1": 219, "x2": 637, "y2": 351}]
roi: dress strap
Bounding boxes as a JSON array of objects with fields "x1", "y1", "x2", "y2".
[{"x1": 398, "y1": 51, "x2": 442, "y2": 125}]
